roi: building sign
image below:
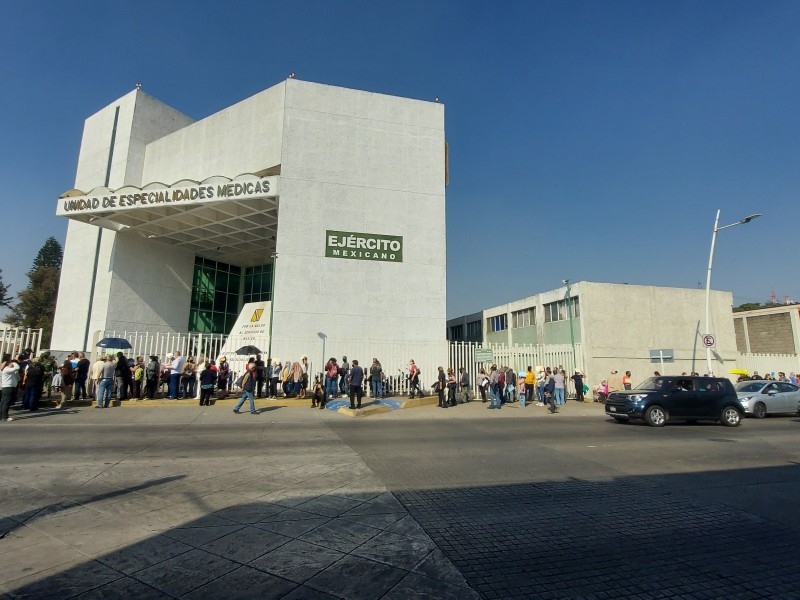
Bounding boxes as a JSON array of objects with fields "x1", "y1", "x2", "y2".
[
  {"x1": 475, "y1": 348, "x2": 494, "y2": 363},
  {"x1": 325, "y1": 230, "x2": 403, "y2": 263},
  {"x1": 56, "y1": 176, "x2": 278, "y2": 216}
]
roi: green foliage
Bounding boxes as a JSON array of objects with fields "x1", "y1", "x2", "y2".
[
  {"x1": 5, "y1": 266, "x2": 60, "y2": 346},
  {"x1": 0, "y1": 269, "x2": 10, "y2": 308},
  {"x1": 32, "y1": 237, "x2": 63, "y2": 270},
  {"x1": 733, "y1": 302, "x2": 764, "y2": 312}
]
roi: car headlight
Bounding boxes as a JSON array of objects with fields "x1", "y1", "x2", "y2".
[
  {"x1": 739, "y1": 396, "x2": 751, "y2": 404},
  {"x1": 629, "y1": 394, "x2": 648, "y2": 402}
]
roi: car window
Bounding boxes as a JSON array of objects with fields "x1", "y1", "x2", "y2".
[
  {"x1": 735, "y1": 382, "x2": 765, "y2": 393},
  {"x1": 777, "y1": 383, "x2": 797, "y2": 393},
  {"x1": 765, "y1": 383, "x2": 779, "y2": 393},
  {"x1": 671, "y1": 379, "x2": 693, "y2": 392},
  {"x1": 635, "y1": 377, "x2": 664, "y2": 390}
]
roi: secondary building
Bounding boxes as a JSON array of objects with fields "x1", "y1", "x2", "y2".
[
  {"x1": 447, "y1": 281, "x2": 737, "y2": 385},
  {"x1": 50, "y1": 80, "x2": 448, "y2": 374}
]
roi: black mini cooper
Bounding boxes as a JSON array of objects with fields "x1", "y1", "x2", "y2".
[{"x1": 605, "y1": 376, "x2": 743, "y2": 427}]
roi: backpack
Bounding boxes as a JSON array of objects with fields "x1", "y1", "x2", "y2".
[{"x1": 235, "y1": 373, "x2": 246, "y2": 389}]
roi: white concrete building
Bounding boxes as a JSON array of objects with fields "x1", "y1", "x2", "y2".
[
  {"x1": 51, "y1": 80, "x2": 448, "y2": 371},
  {"x1": 448, "y1": 281, "x2": 737, "y2": 385}
]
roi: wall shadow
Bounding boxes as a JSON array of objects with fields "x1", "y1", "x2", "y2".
[{"x1": 3, "y1": 464, "x2": 800, "y2": 598}]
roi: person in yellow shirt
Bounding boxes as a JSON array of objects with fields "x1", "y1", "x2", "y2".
[{"x1": 523, "y1": 366, "x2": 537, "y2": 407}]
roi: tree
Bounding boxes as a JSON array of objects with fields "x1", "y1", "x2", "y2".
[
  {"x1": 0, "y1": 269, "x2": 10, "y2": 309},
  {"x1": 4, "y1": 238, "x2": 64, "y2": 346},
  {"x1": 733, "y1": 302, "x2": 763, "y2": 313},
  {"x1": 32, "y1": 236, "x2": 63, "y2": 270}
]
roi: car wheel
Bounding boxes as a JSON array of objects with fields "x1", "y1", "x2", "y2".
[
  {"x1": 721, "y1": 406, "x2": 742, "y2": 427},
  {"x1": 644, "y1": 405, "x2": 667, "y2": 427},
  {"x1": 753, "y1": 402, "x2": 766, "y2": 419}
]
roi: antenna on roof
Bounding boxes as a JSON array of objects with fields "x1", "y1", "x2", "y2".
[{"x1": 135, "y1": 82, "x2": 142, "y2": 90}]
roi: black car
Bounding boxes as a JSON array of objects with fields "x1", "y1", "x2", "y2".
[{"x1": 605, "y1": 376, "x2": 743, "y2": 427}]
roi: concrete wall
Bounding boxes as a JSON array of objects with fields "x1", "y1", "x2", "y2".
[
  {"x1": 271, "y1": 80, "x2": 447, "y2": 362},
  {"x1": 733, "y1": 305, "x2": 800, "y2": 354},
  {"x1": 51, "y1": 91, "x2": 194, "y2": 352}
]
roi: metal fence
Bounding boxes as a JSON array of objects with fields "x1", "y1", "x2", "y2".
[
  {"x1": 736, "y1": 353, "x2": 800, "y2": 377},
  {"x1": 449, "y1": 341, "x2": 585, "y2": 393},
  {"x1": 0, "y1": 327, "x2": 43, "y2": 359}
]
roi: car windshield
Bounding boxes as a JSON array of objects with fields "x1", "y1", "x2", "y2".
[
  {"x1": 735, "y1": 382, "x2": 765, "y2": 393},
  {"x1": 635, "y1": 377, "x2": 666, "y2": 390}
]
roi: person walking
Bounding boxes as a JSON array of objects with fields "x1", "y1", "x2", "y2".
[
  {"x1": 408, "y1": 359, "x2": 423, "y2": 398},
  {"x1": 1, "y1": 355, "x2": 20, "y2": 422},
  {"x1": 446, "y1": 368, "x2": 457, "y2": 407},
  {"x1": 233, "y1": 363, "x2": 258, "y2": 414},
  {"x1": 199, "y1": 360, "x2": 217, "y2": 406},
  {"x1": 348, "y1": 359, "x2": 365, "y2": 409}
]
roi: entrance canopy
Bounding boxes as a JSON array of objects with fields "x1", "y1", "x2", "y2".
[{"x1": 57, "y1": 174, "x2": 279, "y2": 267}]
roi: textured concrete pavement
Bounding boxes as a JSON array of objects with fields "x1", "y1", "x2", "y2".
[{"x1": 1, "y1": 400, "x2": 799, "y2": 599}]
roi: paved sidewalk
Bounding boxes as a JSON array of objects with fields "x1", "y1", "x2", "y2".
[{"x1": 0, "y1": 407, "x2": 478, "y2": 599}]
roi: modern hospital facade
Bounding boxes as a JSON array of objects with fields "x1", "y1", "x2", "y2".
[{"x1": 50, "y1": 80, "x2": 448, "y2": 373}]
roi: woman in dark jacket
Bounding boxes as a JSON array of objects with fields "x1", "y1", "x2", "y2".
[
  {"x1": 115, "y1": 352, "x2": 133, "y2": 400},
  {"x1": 198, "y1": 360, "x2": 217, "y2": 406},
  {"x1": 436, "y1": 366, "x2": 447, "y2": 409},
  {"x1": 544, "y1": 372, "x2": 558, "y2": 414},
  {"x1": 446, "y1": 368, "x2": 457, "y2": 407}
]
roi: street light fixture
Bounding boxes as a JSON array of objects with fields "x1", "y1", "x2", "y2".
[
  {"x1": 704, "y1": 210, "x2": 762, "y2": 375},
  {"x1": 563, "y1": 279, "x2": 577, "y2": 373}
]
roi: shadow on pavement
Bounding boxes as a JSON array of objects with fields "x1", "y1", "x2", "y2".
[{"x1": 4, "y1": 464, "x2": 800, "y2": 598}]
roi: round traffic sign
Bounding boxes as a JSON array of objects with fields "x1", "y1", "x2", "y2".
[{"x1": 702, "y1": 334, "x2": 716, "y2": 348}]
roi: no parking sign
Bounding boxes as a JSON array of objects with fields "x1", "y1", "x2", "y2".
[{"x1": 702, "y1": 334, "x2": 716, "y2": 348}]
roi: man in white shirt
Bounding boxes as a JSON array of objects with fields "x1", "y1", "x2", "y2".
[{"x1": 168, "y1": 351, "x2": 186, "y2": 399}]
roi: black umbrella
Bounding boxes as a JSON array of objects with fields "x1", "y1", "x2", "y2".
[
  {"x1": 96, "y1": 337, "x2": 133, "y2": 350},
  {"x1": 235, "y1": 345, "x2": 262, "y2": 355}
]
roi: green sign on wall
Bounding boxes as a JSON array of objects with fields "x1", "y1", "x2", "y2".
[{"x1": 325, "y1": 230, "x2": 403, "y2": 263}]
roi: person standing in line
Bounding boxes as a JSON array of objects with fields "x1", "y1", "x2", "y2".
[
  {"x1": 622, "y1": 370, "x2": 632, "y2": 390},
  {"x1": 299, "y1": 355, "x2": 309, "y2": 399},
  {"x1": 131, "y1": 357, "x2": 145, "y2": 400},
  {"x1": 233, "y1": 363, "x2": 258, "y2": 414},
  {"x1": 91, "y1": 354, "x2": 104, "y2": 400},
  {"x1": 193, "y1": 355, "x2": 206, "y2": 401},
  {"x1": 497, "y1": 367, "x2": 506, "y2": 405},
  {"x1": 435, "y1": 366, "x2": 447, "y2": 408},
  {"x1": 523, "y1": 366, "x2": 536, "y2": 408},
  {"x1": 544, "y1": 372, "x2": 558, "y2": 413},
  {"x1": 145, "y1": 355, "x2": 161, "y2": 399},
  {"x1": 180, "y1": 357, "x2": 196, "y2": 399},
  {"x1": 536, "y1": 367, "x2": 547, "y2": 406},
  {"x1": 571, "y1": 370, "x2": 585, "y2": 403},
  {"x1": 607, "y1": 370, "x2": 623, "y2": 394},
  {"x1": 97, "y1": 356, "x2": 116, "y2": 408},
  {"x1": 348, "y1": 359, "x2": 365, "y2": 409},
  {"x1": 22, "y1": 358, "x2": 45, "y2": 411},
  {"x1": 458, "y1": 367, "x2": 470, "y2": 404},
  {"x1": 217, "y1": 357, "x2": 230, "y2": 398},
  {"x1": 269, "y1": 359, "x2": 280, "y2": 399},
  {"x1": 199, "y1": 360, "x2": 217, "y2": 406},
  {"x1": 553, "y1": 368, "x2": 566, "y2": 406},
  {"x1": 58, "y1": 359, "x2": 75, "y2": 409},
  {"x1": 488, "y1": 364, "x2": 500, "y2": 410},
  {"x1": 339, "y1": 356, "x2": 350, "y2": 398},
  {"x1": 370, "y1": 358, "x2": 384, "y2": 399},
  {"x1": 408, "y1": 359, "x2": 422, "y2": 398},
  {"x1": 255, "y1": 354, "x2": 266, "y2": 398},
  {"x1": 167, "y1": 351, "x2": 185, "y2": 400},
  {"x1": 323, "y1": 357, "x2": 338, "y2": 400},
  {"x1": 505, "y1": 367, "x2": 516, "y2": 403},
  {"x1": 1, "y1": 355, "x2": 20, "y2": 422},
  {"x1": 74, "y1": 352, "x2": 91, "y2": 401},
  {"x1": 446, "y1": 368, "x2": 457, "y2": 407},
  {"x1": 41, "y1": 353, "x2": 57, "y2": 400},
  {"x1": 478, "y1": 368, "x2": 489, "y2": 403}
]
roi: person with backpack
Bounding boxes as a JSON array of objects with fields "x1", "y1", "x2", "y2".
[
  {"x1": 545, "y1": 371, "x2": 558, "y2": 414},
  {"x1": 233, "y1": 363, "x2": 258, "y2": 414},
  {"x1": 497, "y1": 367, "x2": 506, "y2": 405},
  {"x1": 505, "y1": 367, "x2": 516, "y2": 403},
  {"x1": 132, "y1": 357, "x2": 145, "y2": 400}
]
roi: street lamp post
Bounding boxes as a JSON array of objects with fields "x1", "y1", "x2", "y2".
[
  {"x1": 563, "y1": 279, "x2": 577, "y2": 373},
  {"x1": 704, "y1": 210, "x2": 761, "y2": 375},
  {"x1": 266, "y1": 253, "x2": 277, "y2": 364}
]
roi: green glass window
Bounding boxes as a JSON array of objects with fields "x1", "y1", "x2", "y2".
[
  {"x1": 243, "y1": 264, "x2": 272, "y2": 304},
  {"x1": 188, "y1": 257, "x2": 242, "y2": 334}
]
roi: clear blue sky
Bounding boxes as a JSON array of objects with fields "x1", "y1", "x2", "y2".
[{"x1": 1, "y1": 0, "x2": 798, "y2": 319}]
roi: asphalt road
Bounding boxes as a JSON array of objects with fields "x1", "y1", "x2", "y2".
[{"x1": 1, "y1": 403, "x2": 799, "y2": 599}]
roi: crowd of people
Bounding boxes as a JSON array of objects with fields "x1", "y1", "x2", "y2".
[{"x1": 471, "y1": 365, "x2": 585, "y2": 414}]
